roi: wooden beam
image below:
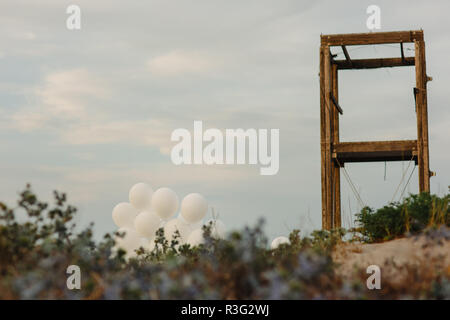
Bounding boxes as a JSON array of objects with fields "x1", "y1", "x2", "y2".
[
  {"x1": 330, "y1": 92, "x2": 343, "y2": 115},
  {"x1": 334, "y1": 57, "x2": 415, "y2": 70},
  {"x1": 324, "y1": 47, "x2": 333, "y2": 230},
  {"x1": 334, "y1": 140, "x2": 417, "y2": 153},
  {"x1": 331, "y1": 64, "x2": 341, "y2": 229},
  {"x1": 319, "y1": 46, "x2": 328, "y2": 230},
  {"x1": 321, "y1": 30, "x2": 423, "y2": 46},
  {"x1": 415, "y1": 40, "x2": 431, "y2": 192},
  {"x1": 333, "y1": 140, "x2": 418, "y2": 163}
]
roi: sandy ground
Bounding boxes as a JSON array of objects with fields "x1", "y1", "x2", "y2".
[{"x1": 333, "y1": 235, "x2": 450, "y2": 280}]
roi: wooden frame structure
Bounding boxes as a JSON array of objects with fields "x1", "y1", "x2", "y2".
[{"x1": 319, "y1": 30, "x2": 432, "y2": 230}]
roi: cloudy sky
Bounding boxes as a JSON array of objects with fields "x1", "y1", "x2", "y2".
[{"x1": 1, "y1": 0, "x2": 449, "y2": 240}]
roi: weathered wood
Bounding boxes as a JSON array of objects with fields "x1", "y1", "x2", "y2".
[
  {"x1": 321, "y1": 30, "x2": 423, "y2": 46},
  {"x1": 331, "y1": 64, "x2": 341, "y2": 228},
  {"x1": 334, "y1": 140, "x2": 417, "y2": 152},
  {"x1": 333, "y1": 140, "x2": 418, "y2": 163},
  {"x1": 415, "y1": 40, "x2": 431, "y2": 192},
  {"x1": 324, "y1": 47, "x2": 333, "y2": 230},
  {"x1": 415, "y1": 42, "x2": 424, "y2": 191},
  {"x1": 334, "y1": 57, "x2": 414, "y2": 70},
  {"x1": 319, "y1": 46, "x2": 327, "y2": 230},
  {"x1": 319, "y1": 30, "x2": 432, "y2": 231}
]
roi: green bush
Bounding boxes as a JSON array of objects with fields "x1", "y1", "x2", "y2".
[{"x1": 355, "y1": 192, "x2": 449, "y2": 242}]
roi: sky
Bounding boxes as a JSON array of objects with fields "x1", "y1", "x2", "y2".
[{"x1": 0, "y1": 0, "x2": 449, "y2": 241}]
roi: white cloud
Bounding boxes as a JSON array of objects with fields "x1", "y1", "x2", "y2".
[
  {"x1": 61, "y1": 118, "x2": 173, "y2": 153},
  {"x1": 11, "y1": 69, "x2": 109, "y2": 131},
  {"x1": 37, "y1": 69, "x2": 108, "y2": 116},
  {"x1": 9, "y1": 68, "x2": 176, "y2": 153},
  {"x1": 147, "y1": 51, "x2": 218, "y2": 76},
  {"x1": 23, "y1": 32, "x2": 36, "y2": 40},
  {"x1": 10, "y1": 110, "x2": 46, "y2": 131},
  {"x1": 37, "y1": 163, "x2": 254, "y2": 200}
]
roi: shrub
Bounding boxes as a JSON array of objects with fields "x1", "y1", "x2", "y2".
[{"x1": 355, "y1": 192, "x2": 449, "y2": 242}]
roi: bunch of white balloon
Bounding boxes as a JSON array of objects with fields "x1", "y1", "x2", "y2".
[
  {"x1": 270, "y1": 236, "x2": 290, "y2": 249},
  {"x1": 112, "y1": 183, "x2": 226, "y2": 258}
]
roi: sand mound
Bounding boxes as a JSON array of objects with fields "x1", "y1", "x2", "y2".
[{"x1": 333, "y1": 234, "x2": 450, "y2": 281}]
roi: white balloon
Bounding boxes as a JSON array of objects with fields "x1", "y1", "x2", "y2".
[
  {"x1": 205, "y1": 219, "x2": 226, "y2": 239},
  {"x1": 180, "y1": 193, "x2": 208, "y2": 223},
  {"x1": 112, "y1": 202, "x2": 138, "y2": 228},
  {"x1": 151, "y1": 187, "x2": 179, "y2": 220},
  {"x1": 134, "y1": 210, "x2": 161, "y2": 239},
  {"x1": 189, "y1": 220, "x2": 203, "y2": 233},
  {"x1": 115, "y1": 227, "x2": 141, "y2": 255},
  {"x1": 186, "y1": 228, "x2": 205, "y2": 247},
  {"x1": 271, "y1": 236, "x2": 290, "y2": 249},
  {"x1": 163, "y1": 218, "x2": 192, "y2": 244},
  {"x1": 177, "y1": 214, "x2": 201, "y2": 231},
  {"x1": 129, "y1": 182, "x2": 153, "y2": 210}
]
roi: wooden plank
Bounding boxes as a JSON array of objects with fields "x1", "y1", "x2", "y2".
[
  {"x1": 321, "y1": 30, "x2": 423, "y2": 46},
  {"x1": 333, "y1": 140, "x2": 418, "y2": 163},
  {"x1": 334, "y1": 140, "x2": 417, "y2": 153},
  {"x1": 336, "y1": 154, "x2": 418, "y2": 163},
  {"x1": 334, "y1": 57, "x2": 414, "y2": 70}
]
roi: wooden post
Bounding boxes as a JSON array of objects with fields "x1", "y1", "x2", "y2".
[
  {"x1": 415, "y1": 39, "x2": 430, "y2": 192},
  {"x1": 320, "y1": 45, "x2": 334, "y2": 230},
  {"x1": 332, "y1": 64, "x2": 341, "y2": 228},
  {"x1": 320, "y1": 46, "x2": 327, "y2": 229},
  {"x1": 324, "y1": 48, "x2": 333, "y2": 230}
]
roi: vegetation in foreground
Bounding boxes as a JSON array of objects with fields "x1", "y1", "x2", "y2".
[
  {"x1": 356, "y1": 192, "x2": 449, "y2": 242},
  {"x1": 0, "y1": 185, "x2": 449, "y2": 299}
]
